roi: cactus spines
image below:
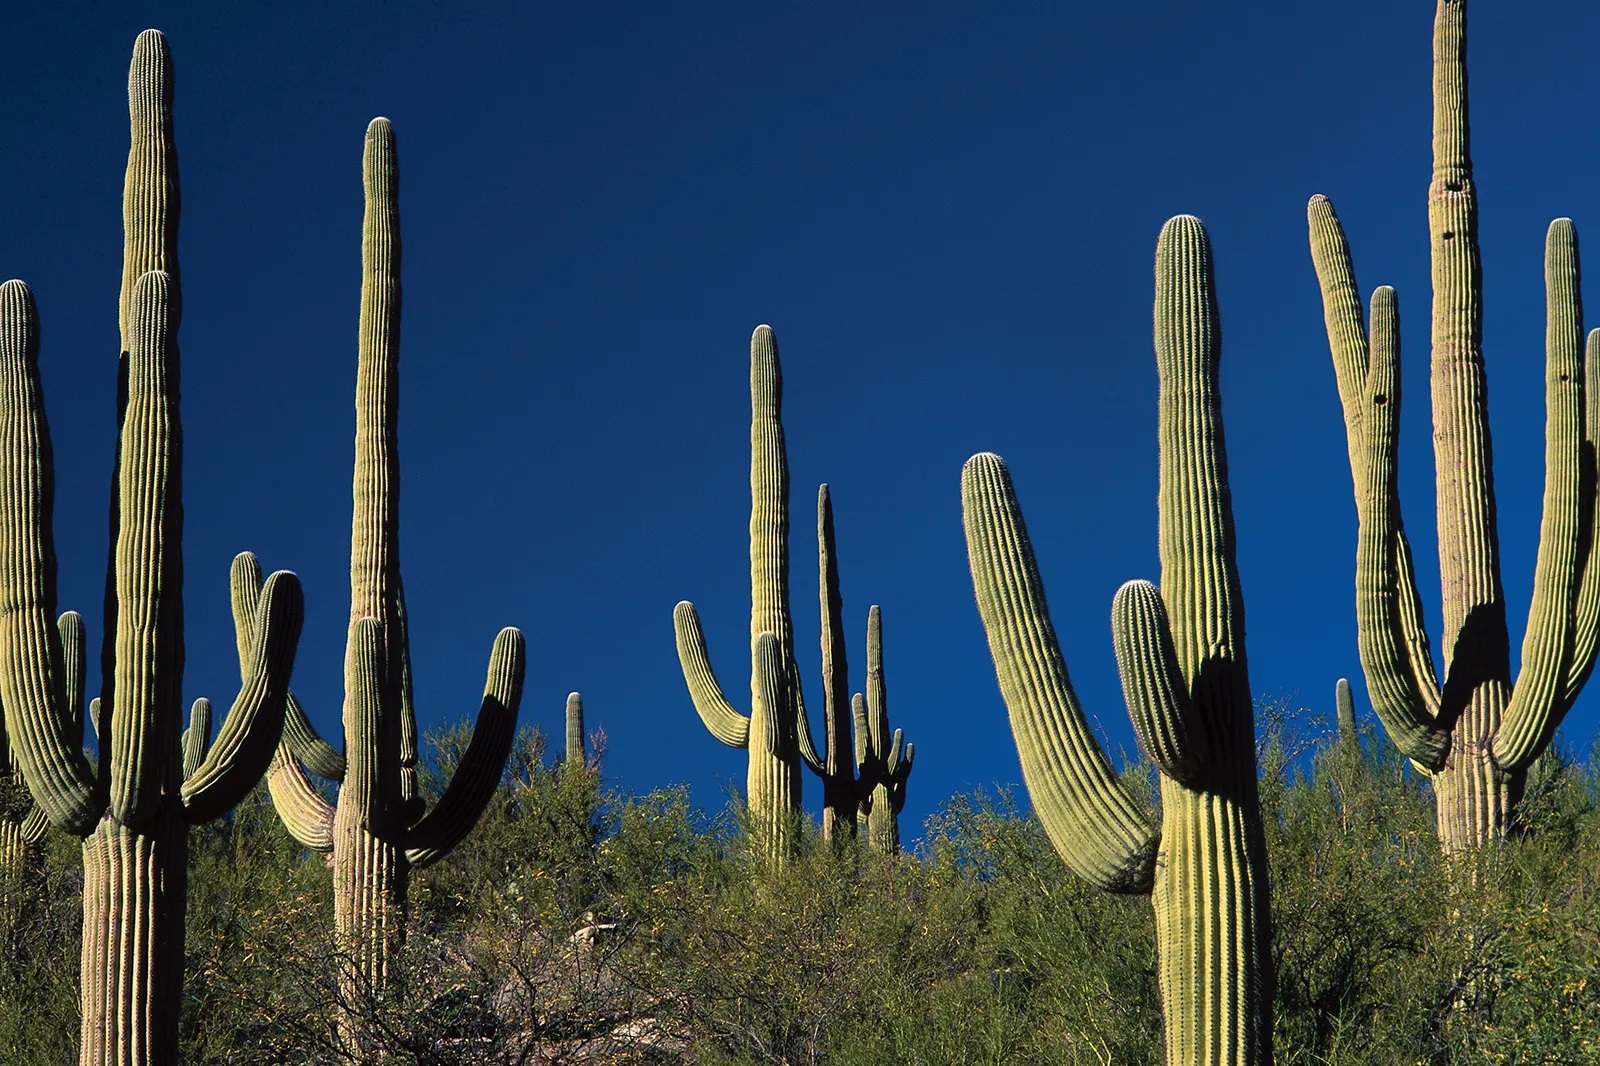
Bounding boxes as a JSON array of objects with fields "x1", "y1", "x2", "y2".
[
  {"x1": 964, "y1": 216, "x2": 1273, "y2": 1065},
  {"x1": 1308, "y1": 0, "x2": 1599, "y2": 849},
  {"x1": 259, "y1": 117, "x2": 526, "y2": 1023},
  {"x1": 0, "y1": 270, "x2": 306, "y2": 1066},
  {"x1": 674, "y1": 325, "x2": 809, "y2": 856},
  {"x1": 565, "y1": 691, "x2": 586, "y2": 766}
]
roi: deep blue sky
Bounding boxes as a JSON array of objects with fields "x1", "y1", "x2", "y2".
[{"x1": 3, "y1": 4, "x2": 1598, "y2": 844}]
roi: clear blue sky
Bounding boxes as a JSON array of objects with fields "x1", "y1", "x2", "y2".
[{"x1": 2, "y1": 3, "x2": 1597, "y2": 843}]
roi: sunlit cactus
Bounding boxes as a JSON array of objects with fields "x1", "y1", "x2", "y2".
[
  {"x1": 255, "y1": 117, "x2": 526, "y2": 1039},
  {"x1": 963, "y1": 217, "x2": 1273, "y2": 1065},
  {"x1": 0, "y1": 611, "x2": 80, "y2": 875},
  {"x1": 0, "y1": 35, "x2": 309, "y2": 1066},
  {"x1": 673, "y1": 326, "x2": 807, "y2": 858},
  {"x1": 0, "y1": 270, "x2": 304, "y2": 1066},
  {"x1": 1307, "y1": 0, "x2": 1600, "y2": 849},
  {"x1": 566, "y1": 691, "x2": 586, "y2": 766}
]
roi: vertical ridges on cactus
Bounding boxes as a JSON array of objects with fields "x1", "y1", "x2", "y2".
[
  {"x1": 257, "y1": 117, "x2": 525, "y2": 1032},
  {"x1": 964, "y1": 216, "x2": 1272, "y2": 1064},
  {"x1": 856, "y1": 605, "x2": 912, "y2": 853},
  {"x1": 1307, "y1": 0, "x2": 1600, "y2": 848},
  {"x1": 565, "y1": 691, "x2": 585, "y2": 766}
]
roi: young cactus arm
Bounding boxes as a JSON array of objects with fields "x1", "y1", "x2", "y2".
[
  {"x1": 1565, "y1": 327, "x2": 1600, "y2": 703},
  {"x1": 1355, "y1": 288, "x2": 1451, "y2": 770},
  {"x1": 181, "y1": 698, "x2": 211, "y2": 780},
  {"x1": 0, "y1": 280, "x2": 101, "y2": 835},
  {"x1": 182, "y1": 570, "x2": 305, "y2": 823},
  {"x1": 1309, "y1": 195, "x2": 1444, "y2": 717},
  {"x1": 230, "y1": 552, "x2": 345, "y2": 780},
  {"x1": 962, "y1": 452, "x2": 1159, "y2": 893},
  {"x1": 266, "y1": 747, "x2": 335, "y2": 852},
  {"x1": 565, "y1": 691, "x2": 585, "y2": 765},
  {"x1": 1335, "y1": 677, "x2": 1357, "y2": 736},
  {"x1": 405, "y1": 627, "x2": 525, "y2": 869},
  {"x1": 1494, "y1": 219, "x2": 1586, "y2": 772},
  {"x1": 850, "y1": 692, "x2": 870, "y2": 780},
  {"x1": 1111, "y1": 579, "x2": 1206, "y2": 786},
  {"x1": 885, "y1": 730, "x2": 912, "y2": 813},
  {"x1": 58, "y1": 611, "x2": 86, "y2": 748},
  {"x1": 109, "y1": 270, "x2": 183, "y2": 825},
  {"x1": 673, "y1": 601, "x2": 751, "y2": 747}
]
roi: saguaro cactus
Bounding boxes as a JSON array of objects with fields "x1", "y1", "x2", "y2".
[
  {"x1": 1308, "y1": 0, "x2": 1599, "y2": 850},
  {"x1": 0, "y1": 273, "x2": 305, "y2": 1066},
  {"x1": 963, "y1": 217, "x2": 1273, "y2": 1066},
  {"x1": 565, "y1": 691, "x2": 586, "y2": 766},
  {"x1": 0, "y1": 611, "x2": 81, "y2": 875},
  {"x1": 257, "y1": 117, "x2": 526, "y2": 1019},
  {"x1": 674, "y1": 326, "x2": 807, "y2": 857},
  {"x1": 812, "y1": 485, "x2": 913, "y2": 848}
]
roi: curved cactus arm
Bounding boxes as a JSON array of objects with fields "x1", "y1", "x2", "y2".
[
  {"x1": 674, "y1": 601, "x2": 750, "y2": 747},
  {"x1": 405, "y1": 628, "x2": 525, "y2": 869},
  {"x1": 1566, "y1": 327, "x2": 1600, "y2": 703},
  {"x1": 58, "y1": 611, "x2": 86, "y2": 748},
  {"x1": 1494, "y1": 219, "x2": 1586, "y2": 771},
  {"x1": 181, "y1": 698, "x2": 211, "y2": 780},
  {"x1": 1308, "y1": 195, "x2": 1443, "y2": 718},
  {"x1": 0, "y1": 280, "x2": 101, "y2": 836},
  {"x1": 962, "y1": 452, "x2": 1159, "y2": 893},
  {"x1": 266, "y1": 747, "x2": 335, "y2": 852},
  {"x1": 565, "y1": 691, "x2": 585, "y2": 766},
  {"x1": 1353, "y1": 288, "x2": 1450, "y2": 770},
  {"x1": 182, "y1": 570, "x2": 304, "y2": 823},
  {"x1": 230, "y1": 551, "x2": 345, "y2": 782},
  {"x1": 19, "y1": 806, "x2": 47, "y2": 847},
  {"x1": 108, "y1": 269, "x2": 183, "y2": 826},
  {"x1": 1335, "y1": 677, "x2": 1357, "y2": 737},
  {"x1": 1111, "y1": 580, "x2": 1205, "y2": 785}
]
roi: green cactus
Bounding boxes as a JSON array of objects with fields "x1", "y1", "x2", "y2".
[
  {"x1": 0, "y1": 611, "x2": 81, "y2": 875},
  {"x1": 1334, "y1": 677, "x2": 1357, "y2": 743},
  {"x1": 963, "y1": 216, "x2": 1273, "y2": 1066},
  {"x1": 674, "y1": 326, "x2": 808, "y2": 857},
  {"x1": 566, "y1": 692, "x2": 586, "y2": 766},
  {"x1": 852, "y1": 606, "x2": 912, "y2": 853},
  {"x1": 813, "y1": 486, "x2": 913, "y2": 848},
  {"x1": 0, "y1": 270, "x2": 305, "y2": 1066},
  {"x1": 1307, "y1": 0, "x2": 1599, "y2": 850},
  {"x1": 0, "y1": 36, "x2": 306, "y2": 1066},
  {"x1": 254, "y1": 117, "x2": 526, "y2": 1027}
]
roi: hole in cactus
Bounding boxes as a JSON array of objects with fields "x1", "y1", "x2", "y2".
[
  {"x1": 1562, "y1": 373, "x2": 1571, "y2": 382},
  {"x1": 1442, "y1": 231, "x2": 1455, "y2": 241},
  {"x1": 1373, "y1": 393, "x2": 1388, "y2": 406},
  {"x1": 1447, "y1": 182, "x2": 1463, "y2": 192}
]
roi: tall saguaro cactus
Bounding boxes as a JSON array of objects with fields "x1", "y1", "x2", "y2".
[
  {"x1": 674, "y1": 326, "x2": 808, "y2": 857},
  {"x1": 1307, "y1": 0, "x2": 1599, "y2": 850},
  {"x1": 963, "y1": 217, "x2": 1273, "y2": 1066},
  {"x1": 0, "y1": 272, "x2": 305, "y2": 1066},
  {"x1": 258, "y1": 117, "x2": 526, "y2": 1020},
  {"x1": 812, "y1": 485, "x2": 913, "y2": 848}
]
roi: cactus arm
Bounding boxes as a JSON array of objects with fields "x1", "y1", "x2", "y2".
[
  {"x1": 850, "y1": 692, "x2": 870, "y2": 776},
  {"x1": 107, "y1": 270, "x2": 184, "y2": 825},
  {"x1": 119, "y1": 29, "x2": 180, "y2": 352},
  {"x1": 1355, "y1": 288, "x2": 1452, "y2": 769},
  {"x1": 58, "y1": 611, "x2": 86, "y2": 748},
  {"x1": 182, "y1": 570, "x2": 304, "y2": 823},
  {"x1": 1494, "y1": 219, "x2": 1585, "y2": 771},
  {"x1": 1308, "y1": 195, "x2": 1444, "y2": 717},
  {"x1": 1111, "y1": 580, "x2": 1205, "y2": 785},
  {"x1": 404, "y1": 627, "x2": 525, "y2": 869},
  {"x1": 230, "y1": 551, "x2": 344, "y2": 782},
  {"x1": 1565, "y1": 327, "x2": 1600, "y2": 702},
  {"x1": 747, "y1": 632, "x2": 799, "y2": 857},
  {"x1": 962, "y1": 453, "x2": 1159, "y2": 893},
  {"x1": 89, "y1": 699, "x2": 104, "y2": 742},
  {"x1": 674, "y1": 601, "x2": 751, "y2": 747},
  {"x1": 266, "y1": 747, "x2": 335, "y2": 852},
  {"x1": 392, "y1": 584, "x2": 423, "y2": 822},
  {"x1": 0, "y1": 280, "x2": 101, "y2": 835},
  {"x1": 19, "y1": 806, "x2": 47, "y2": 847},
  {"x1": 1335, "y1": 678, "x2": 1357, "y2": 737},
  {"x1": 181, "y1": 698, "x2": 211, "y2": 780},
  {"x1": 565, "y1": 691, "x2": 585, "y2": 766}
]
